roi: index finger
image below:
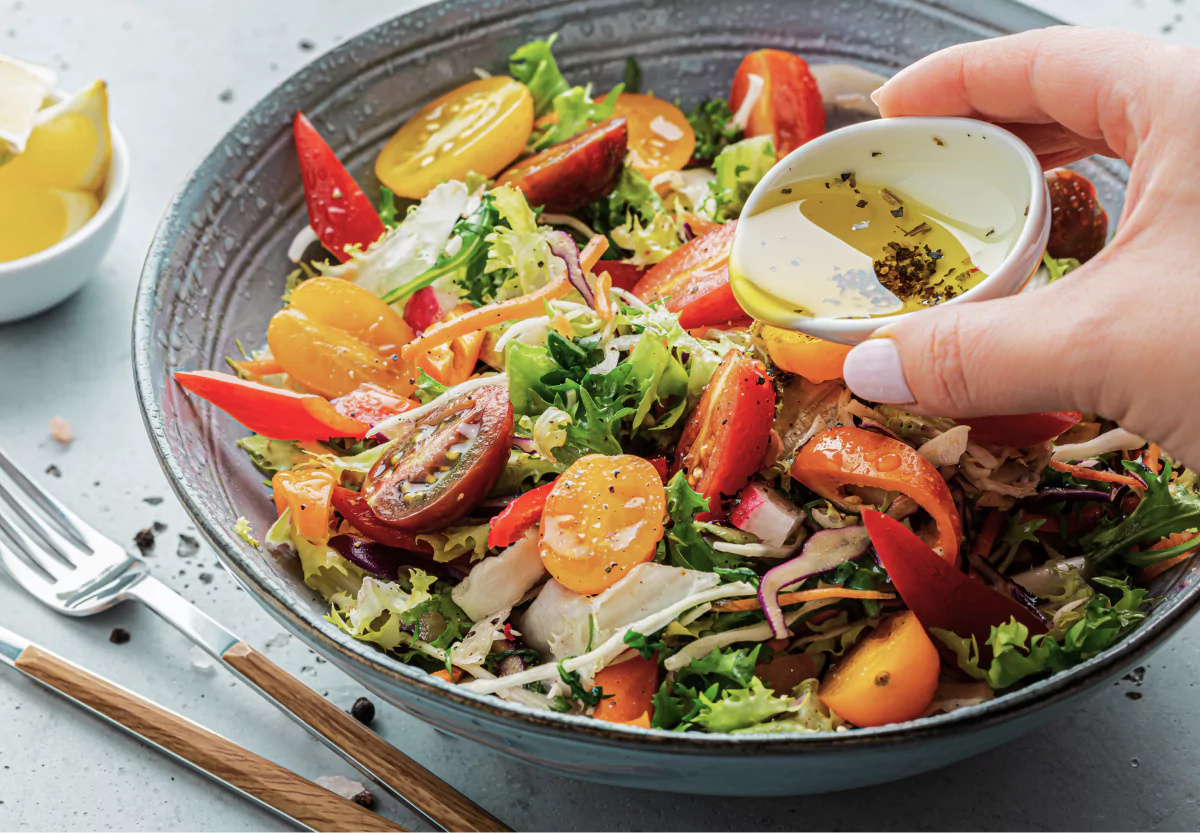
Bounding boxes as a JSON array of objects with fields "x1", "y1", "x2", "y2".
[{"x1": 874, "y1": 26, "x2": 1161, "y2": 164}]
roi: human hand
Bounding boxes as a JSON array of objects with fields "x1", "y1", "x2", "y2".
[{"x1": 841, "y1": 27, "x2": 1200, "y2": 467}]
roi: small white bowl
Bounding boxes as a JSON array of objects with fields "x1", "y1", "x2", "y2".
[
  {"x1": 0, "y1": 123, "x2": 130, "y2": 324},
  {"x1": 731, "y1": 116, "x2": 1049, "y2": 344}
]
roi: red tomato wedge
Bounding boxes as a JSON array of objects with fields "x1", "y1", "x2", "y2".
[
  {"x1": 362, "y1": 385, "x2": 514, "y2": 532},
  {"x1": 174, "y1": 370, "x2": 368, "y2": 442},
  {"x1": 330, "y1": 486, "x2": 434, "y2": 554},
  {"x1": 597, "y1": 261, "x2": 647, "y2": 292},
  {"x1": 1045, "y1": 168, "x2": 1108, "y2": 264},
  {"x1": 497, "y1": 118, "x2": 628, "y2": 213},
  {"x1": 632, "y1": 222, "x2": 748, "y2": 329},
  {"x1": 487, "y1": 481, "x2": 556, "y2": 550},
  {"x1": 729, "y1": 50, "x2": 825, "y2": 159},
  {"x1": 673, "y1": 351, "x2": 775, "y2": 519},
  {"x1": 960, "y1": 411, "x2": 1082, "y2": 447},
  {"x1": 293, "y1": 112, "x2": 385, "y2": 262},
  {"x1": 863, "y1": 511, "x2": 1047, "y2": 663}
]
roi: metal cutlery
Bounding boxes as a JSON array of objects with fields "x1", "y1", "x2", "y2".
[{"x1": 0, "y1": 447, "x2": 507, "y2": 833}]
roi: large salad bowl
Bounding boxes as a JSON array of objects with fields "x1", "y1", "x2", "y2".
[{"x1": 134, "y1": 0, "x2": 1199, "y2": 795}]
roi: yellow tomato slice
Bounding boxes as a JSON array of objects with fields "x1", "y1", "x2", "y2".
[
  {"x1": 375, "y1": 77, "x2": 533, "y2": 200},
  {"x1": 611, "y1": 93, "x2": 695, "y2": 178},
  {"x1": 267, "y1": 308, "x2": 414, "y2": 399},
  {"x1": 540, "y1": 454, "x2": 665, "y2": 595},
  {"x1": 288, "y1": 277, "x2": 414, "y2": 356},
  {"x1": 759, "y1": 325, "x2": 852, "y2": 383}
]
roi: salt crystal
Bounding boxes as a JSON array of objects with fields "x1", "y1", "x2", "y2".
[
  {"x1": 189, "y1": 645, "x2": 216, "y2": 674},
  {"x1": 315, "y1": 774, "x2": 366, "y2": 800},
  {"x1": 49, "y1": 416, "x2": 73, "y2": 444}
]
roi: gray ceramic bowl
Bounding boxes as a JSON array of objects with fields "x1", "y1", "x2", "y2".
[{"x1": 134, "y1": 0, "x2": 1200, "y2": 796}]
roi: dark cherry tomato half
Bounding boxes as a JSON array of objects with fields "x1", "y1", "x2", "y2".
[
  {"x1": 672, "y1": 350, "x2": 775, "y2": 519},
  {"x1": 362, "y1": 385, "x2": 513, "y2": 532},
  {"x1": 959, "y1": 411, "x2": 1082, "y2": 447},
  {"x1": 1045, "y1": 168, "x2": 1108, "y2": 264},
  {"x1": 497, "y1": 117, "x2": 628, "y2": 213}
]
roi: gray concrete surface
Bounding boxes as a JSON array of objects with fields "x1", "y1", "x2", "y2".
[{"x1": 1, "y1": 0, "x2": 1199, "y2": 830}]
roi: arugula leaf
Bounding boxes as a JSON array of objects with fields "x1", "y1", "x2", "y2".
[
  {"x1": 932, "y1": 575, "x2": 1152, "y2": 689},
  {"x1": 624, "y1": 629, "x2": 666, "y2": 660},
  {"x1": 556, "y1": 660, "x2": 611, "y2": 708},
  {"x1": 414, "y1": 370, "x2": 448, "y2": 405},
  {"x1": 682, "y1": 645, "x2": 761, "y2": 687},
  {"x1": 713, "y1": 565, "x2": 761, "y2": 587},
  {"x1": 509, "y1": 36, "x2": 572, "y2": 116},
  {"x1": 1085, "y1": 460, "x2": 1200, "y2": 563},
  {"x1": 624, "y1": 57, "x2": 643, "y2": 95},
  {"x1": 686, "y1": 98, "x2": 743, "y2": 162}
]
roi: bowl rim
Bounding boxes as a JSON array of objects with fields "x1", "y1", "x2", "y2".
[
  {"x1": 132, "y1": 0, "x2": 1200, "y2": 754},
  {"x1": 0, "y1": 122, "x2": 130, "y2": 276}
]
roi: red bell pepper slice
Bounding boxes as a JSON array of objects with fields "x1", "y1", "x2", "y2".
[
  {"x1": 331, "y1": 383, "x2": 416, "y2": 426},
  {"x1": 863, "y1": 510, "x2": 1047, "y2": 659},
  {"x1": 294, "y1": 111, "x2": 386, "y2": 263},
  {"x1": 487, "y1": 481, "x2": 556, "y2": 550},
  {"x1": 646, "y1": 456, "x2": 668, "y2": 484},
  {"x1": 597, "y1": 261, "x2": 647, "y2": 292},
  {"x1": 174, "y1": 371, "x2": 368, "y2": 441},
  {"x1": 331, "y1": 486, "x2": 433, "y2": 554},
  {"x1": 959, "y1": 411, "x2": 1082, "y2": 447},
  {"x1": 791, "y1": 425, "x2": 962, "y2": 563}
]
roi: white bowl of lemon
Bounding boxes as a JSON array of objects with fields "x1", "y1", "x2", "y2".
[{"x1": 0, "y1": 55, "x2": 129, "y2": 324}]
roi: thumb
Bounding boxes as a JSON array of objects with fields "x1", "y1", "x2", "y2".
[{"x1": 841, "y1": 279, "x2": 1107, "y2": 417}]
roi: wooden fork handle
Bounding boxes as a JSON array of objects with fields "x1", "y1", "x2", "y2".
[
  {"x1": 222, "y1": 642, "x2": 509, "y2": 833},
  {"x1": 14, "y1": 645, "x2": 406, "y2": 833}
]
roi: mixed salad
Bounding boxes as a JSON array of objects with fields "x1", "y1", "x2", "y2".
[{"x1": 176, "y1": 39, "x2": 1199, "y2": 734}]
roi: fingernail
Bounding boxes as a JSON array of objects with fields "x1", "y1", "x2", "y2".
[
  {"x1": 843, "y1": 338, "x2": 915, "y2": 404},
  {"x1": 869, "y1": 87, "x2": 883, "y2": 108}
]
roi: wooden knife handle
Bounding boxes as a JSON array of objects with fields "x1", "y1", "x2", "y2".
[
  {"x1": 15, "y1": 645, "x2": 406, "y2": 833},
  {"x1": 222, "y1": 642, "x2": 508, "y2": 833}
]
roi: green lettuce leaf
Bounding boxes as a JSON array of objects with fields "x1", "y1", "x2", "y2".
[
  {"x1": 237, "y1": 435, "x2": 309, "y2": 476},
  {"x1": 414, "y1": 370, "x2": 448, "y2": 405},
  {"x1": 681, "y1": 645, "x2": 761, "y2": 687},
  {"x1": 531, "y1": 84, "x2": 623, "y2": 152},
  {"x1": 482, "y1": 185, "x2": 556, "y2": 300},
  {"x1": 731, "y1": 678, "x2": 845, "y2": 734},
  {"x1": 508, "y1": 36, "x2": 572, "y2": 116},
  {"x1": 691, "y1": 678, "x2": 795, "y2": 732},
  {"x1": 581, "y1": 166, "x2": 663, "y2": 238},
  {"x1": 415, "y1": 522, "x2": 492, "y2": 563},
  {"x1": 610, "y1": 211, "x2": 684, "y2": 266},
  {"x1": 710, "y1": 135, "x2": 775, "y2": 221},
  {"x1": 1042, "y1": 251, "x2": 1082, "y2": 282}
]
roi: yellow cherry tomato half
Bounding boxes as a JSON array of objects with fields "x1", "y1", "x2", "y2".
[
  {"x1": 288, "y1": 277, "x2": 414, "y2": 356},
  {"x1": 375, "y1": 77, "x2": 534, "y2": 200},
  {"x1": 759, "y1": 325, "x2": 852, "y2": 384},
  {"x1": 540, "y1": 454, "x2": 666, "y2": 595},
  {"x1": 267, "y1": 307, "x2": 414, "y2": 399},
  {"x1": 611, "y1": 93, "x2": 695, "y2": 179}
]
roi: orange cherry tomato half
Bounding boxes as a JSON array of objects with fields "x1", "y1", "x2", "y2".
[
  {"x1": 592, "y1": 655, "x2": 659, "y2": 724},
  {"x1": 540, "y1": 454, "x2": 666, "y2": 595},
  {"x1": 376, "y1": 76, "x2": 534, "y2": 200},
  {"x1": 632, "y1": 221, "x2": 748, "y2": 329},
  {"x1": 759, "y1": 325, "x2": 851, "y2": 383},
  {"x1": 288, "y1": 278, "x2": 415, "y2": 356},
  {"x1": 730, "y1": 49, "x2": 825, "y2": 159},
  {"x1": 331, "y1": 383, "x2": 416, "y2": 426},
  {"x1": 820, "y1": 610, "x2": 940, "y2": 728},
  {"x1": 267, "y1": 307, "x2": 414, "y2": 399},
  {"x1": 672, "y1": 350, "x2": 775, "y2": 519},
  {"x1": 362, "y1": 385, "x2": 513, "y2": 532},
  {"x1": 611, "y1": 93, "x2": 695, "y2": 179}
]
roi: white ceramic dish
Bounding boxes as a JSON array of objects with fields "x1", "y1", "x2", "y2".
[
  {"x1": 731, "y1": 116, "x2": 1050, "y2": 345},
  {"x1": 0, "y1": 123, "x2": 130, "y2": 324}
]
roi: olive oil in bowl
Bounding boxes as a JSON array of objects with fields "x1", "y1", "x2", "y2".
[{"x1": 730, "y1": 173, "x2": 1020, "y2": 321}]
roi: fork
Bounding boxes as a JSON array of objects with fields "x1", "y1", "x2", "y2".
[{"x1": 0, "y1": 447, "x2": 507, "y2": 833}]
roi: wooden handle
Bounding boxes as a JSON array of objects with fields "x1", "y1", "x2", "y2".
[
  {"x1": 222, "y1": 642, "x2": 508, "y2": 833},
  {"x1": 15, "y1": 645, "x2": 406, "y2": 833}
]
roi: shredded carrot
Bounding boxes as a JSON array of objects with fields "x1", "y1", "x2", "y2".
[
  {"x1": 1048, "y1": 459, "x2": 1144, "y2": 489},
  {"x1": 713, "y1": 587, "x2": 896, "y2": 612},
  {"x1": 580, "y1": 234, "x2": 609, "y2": 273},
  {"x1": 550, "y1": 312, "x2": 574, "y2": 337},
  {"x1": 228, "y1": 357, "x2": 284, "y2": 379},
  {"x1": 1141, "y1": 531, "x2": 1200, "y2": 581},
  {"x1": 595, "y1": 270, "x2": 614, "y2": 322},
  {"x1": 432, "y1": 667, "x2": 464, "y2": 683},
  {"x1": 401, "y1": 279, "x2": 571, "y2": 360},
  {"x1": 1143, "y1": 443, "x2": 1162, "y2": 475}
]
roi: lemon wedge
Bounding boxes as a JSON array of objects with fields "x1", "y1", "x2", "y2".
[
  {"x1": 0, "y1": 80, "x2": 111, "y2": 192},
  {"x1": 0, "y1": 185, "x2": 98, "y2": 263},
  {"x1": 0, "y1": 54, "x2": 54, "y2": 158}
]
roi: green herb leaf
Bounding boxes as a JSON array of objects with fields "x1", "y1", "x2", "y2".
[
  {"x1": 1085, "y1": 460, "x2": 1200, "y2": 563},
  {"x1": 379, "y1": 186, "x2": 400, "y2": 229},
  {"x1": 557, "y1": 660, "x2": 611, "y2": 708},
  {"x1": 414, "y1": 370, "x2": 448, "y2": 405},
  {"x1": 624, "y1": 629, "x2": 666, "y2": 660},
  {"x1": 509, "y1": 36, "x2": 573, "y2": 117},
  {"x1": 686, "y1": 98, "x2": 743, "y2": 162},
  {"x1": 623, "y1": 57, "x2": 643, "y2": 95},
  {"x1": 681, "y1": 645, "x2": 761, "y2": 688}
]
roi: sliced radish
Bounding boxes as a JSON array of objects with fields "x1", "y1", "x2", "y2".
[
  {"x1": 757, "y1": 526, "x2": 872, "y2": 638},
  {"x1": 729, "y1": 483, "x2": 804, "y2": 547}
]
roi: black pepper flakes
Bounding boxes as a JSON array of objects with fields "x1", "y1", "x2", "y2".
[
  {"x1": 352, "y1": 790, "x2": 375, "y2": 809},
  {"x1": 133, "y1": 528, "x2": 155, "y2": 551},
  {"x1": 350, "y1": 697, "x2": 376, "y2": 724},
  {"x1": 856, "y1": 199, "x2": 868, "y2": 208},
  {"x1": 109, "y1": 627, "x2": 131, "y2": 645}
]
